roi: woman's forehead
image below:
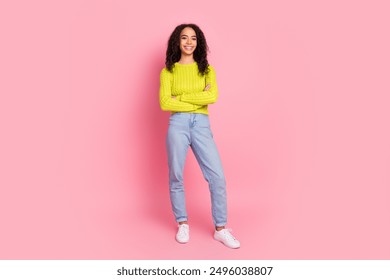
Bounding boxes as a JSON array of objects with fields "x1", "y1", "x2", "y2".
[{"x1": 180, "y1": 27, "x2": 196, "y2": 36}]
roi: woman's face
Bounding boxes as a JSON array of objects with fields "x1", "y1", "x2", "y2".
[{"x1": 179, "y1": 27, "x2": 197, "y2": 56}]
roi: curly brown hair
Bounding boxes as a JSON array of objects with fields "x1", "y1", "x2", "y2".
[{"x1": 165, "y1": 23, "x2": 210, "y2": 76}]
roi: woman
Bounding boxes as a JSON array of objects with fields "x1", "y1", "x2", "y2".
[{"x1": 159, "y1": 23, "x2": 240, "y2": 249}]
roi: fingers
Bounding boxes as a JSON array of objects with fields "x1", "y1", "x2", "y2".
[{"x1": 204, "y1": 84, "x2": 211, "y2": 91}]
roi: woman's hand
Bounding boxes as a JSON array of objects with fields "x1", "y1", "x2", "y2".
[
  {"x1": 204, "y1": 84, "x2": 210, "y2": 91},
  {"x1": 171, "y1": 95, "x2": 182, "y2": 101}
]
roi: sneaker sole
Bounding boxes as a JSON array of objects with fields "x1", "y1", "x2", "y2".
[
  {"x1": 214, "y1": 236, "x2": 240, "y2": 249},
  {"x1": 176, "y1": 237, "x2": 189, "y2": 244}
]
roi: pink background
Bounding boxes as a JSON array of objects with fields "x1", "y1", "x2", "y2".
[{"x1": 0, "y1": 0, "x2": 389, "y2": 259}]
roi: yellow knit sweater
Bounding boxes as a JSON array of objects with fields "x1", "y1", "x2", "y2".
[{"x1": 159, "y1": 62, "x2": 218, "y2": 115}]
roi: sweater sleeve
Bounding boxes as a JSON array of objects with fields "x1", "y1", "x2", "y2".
[
  {"x1": 179, "y1": 66, "x2": 219, "y2": 105},
  {"x1": 159, "y1": 68, "x2": 201, "y2": 112}
]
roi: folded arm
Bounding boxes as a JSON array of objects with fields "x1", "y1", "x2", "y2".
[
  {"x1": 179, "y1": 66, "x2": 219, "y2": 106},
  {"x1": 159, "y1": 68, "x2": 202, "y2": 112}
]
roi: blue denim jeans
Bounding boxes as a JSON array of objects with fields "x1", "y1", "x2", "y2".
[{"x1": 166, "y1": 112, "x2": 227, "y2": 227}]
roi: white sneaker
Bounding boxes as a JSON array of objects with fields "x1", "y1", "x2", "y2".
[
  {"x1": 214, "y1": 228, "x2": 240, "y2": 249},
  {"x1": 176, "y1": 224, "x2": 189, "y2": 243}
]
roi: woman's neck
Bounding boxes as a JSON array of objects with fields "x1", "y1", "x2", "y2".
[{"x1": 178, "y1": 55, "x2": 195, "y2": 65}]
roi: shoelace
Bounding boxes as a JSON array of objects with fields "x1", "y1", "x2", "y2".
[
  {"x1": 220, "y1": 229, "x2": 237, "y2": 241},
  {"x1": 178, "y1": 225, "x2": 188, "y2": 236}
]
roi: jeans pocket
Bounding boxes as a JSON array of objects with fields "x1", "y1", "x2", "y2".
[{"x1": 169, "y1": 113, "x2": 188, "y2": 127}]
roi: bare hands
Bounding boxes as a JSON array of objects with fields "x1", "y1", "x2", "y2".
[{"x1": 204, "y1": 84, "x2": 211, "y2": 91}]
